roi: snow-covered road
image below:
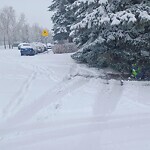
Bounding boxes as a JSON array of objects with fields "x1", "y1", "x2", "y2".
[{"x1": 0, "y1": 49, "x2": 150, "y2": 150}]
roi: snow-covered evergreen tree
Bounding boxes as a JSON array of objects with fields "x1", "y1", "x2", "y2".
[
  {"x1": 49, "y1": 0, "x2": 77, "y2": 42},
  {"x1": 71, "y1": 0, "x2": 150, "y2": 76}
]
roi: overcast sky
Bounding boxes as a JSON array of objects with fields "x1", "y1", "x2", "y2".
[{"x1": 0, "y1": 0, "x2": 53, "y2": 29}]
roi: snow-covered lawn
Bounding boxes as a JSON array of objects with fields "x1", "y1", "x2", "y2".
[{"x1": 0, "y1": 49, "x2": 150, "y2": 150}]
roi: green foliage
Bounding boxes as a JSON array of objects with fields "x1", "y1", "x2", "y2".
[
  {"x1": 49, "y1": 0, "x2": 78, "y2": 42},
  {"x1": 49, "y1": 0, "x2": 150, "y2": 79},
  {"x1": 71, "y1": 0, "x2": 150, "y2": 78}
]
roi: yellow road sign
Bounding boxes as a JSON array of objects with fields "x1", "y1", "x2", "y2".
[{"x1": 42, "y1": 29, "x2": 49, "y2": 37}]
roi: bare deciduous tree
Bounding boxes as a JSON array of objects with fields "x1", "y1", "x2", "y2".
[
  {"x1": 0, "y1": 6, "x2": 53, "y2": 49},
  {"x1": 0, "y1": 6, "x2": 16, "y2": 49}
]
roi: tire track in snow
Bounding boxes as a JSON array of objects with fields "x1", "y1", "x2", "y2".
[
  {"x1": 2, "y1": 71, "x2": 37, "y2": 118},
  {"x1": 34, "y1": 65, "x2": 60, "y2": 82},
  {"x1": 0, "y1": 74, "x2": 150, "y2": 148},
  {"x1": 93, "y1": 80, "x2": 124, "y2": 116},
  {"x1": 20, "y1": 63, "x2": 61, "y2": 82},
  {"x1": 0, "y1": 76, "x2": 89, "y2": 127},
  {"x1": 1, "y1": 111, "x2": 150, "y2": 136},
  {"x1": 1, "y1": 112, "x2": 150, "y2": 149},
  {"x1": 1, "y1": 61, "x2": 71, "y2": 119}
]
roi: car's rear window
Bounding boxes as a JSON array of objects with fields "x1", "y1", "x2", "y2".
[{"x1": 23, "y1": 44, "x2": 30, "y2": 46}]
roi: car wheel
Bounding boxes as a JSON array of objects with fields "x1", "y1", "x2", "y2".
[{"x1": 33, "y1": 50, "x2": 36, "y2": 55}]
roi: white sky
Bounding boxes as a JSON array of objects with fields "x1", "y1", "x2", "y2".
[{"x1": 0, "y1": 0, "x2": 53, "y2": 29}]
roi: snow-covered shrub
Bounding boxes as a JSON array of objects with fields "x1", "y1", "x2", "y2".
[{"x1": 52, "y1": 43, "x2": 78, "y2": 54}]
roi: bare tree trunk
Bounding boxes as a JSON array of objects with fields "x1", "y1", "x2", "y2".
[
  {"x1": 4, "y1": 36, "x2": 6, "y2": 49},
  {"x1": 8, "y1": 41, "x2": 11, "y2": 49}
]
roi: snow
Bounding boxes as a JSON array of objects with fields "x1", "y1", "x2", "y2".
[
  {"x1": 0, "y1": 49, "x2": 150, "y2": 149},
  {"x1": 77, "y1": 0, "x2": 108, "y2": 5},
  {"x1": 71, "y1": 6, "x2": 106, "y2": 30},
  {"x1": 139, "y1": 11, "x2": 150, "y2": 20},
  {"x1": 111, "y1": 11, "x2": 137, "y2": 26}
]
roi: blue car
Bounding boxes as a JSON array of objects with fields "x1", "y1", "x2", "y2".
[{"x1": 20, "y1": 43, "x2": 35, "y2": 56}]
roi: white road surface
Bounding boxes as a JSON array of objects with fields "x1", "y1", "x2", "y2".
[{"x1": 0, "y1": 49, "x2": 150, "y2": 150}]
